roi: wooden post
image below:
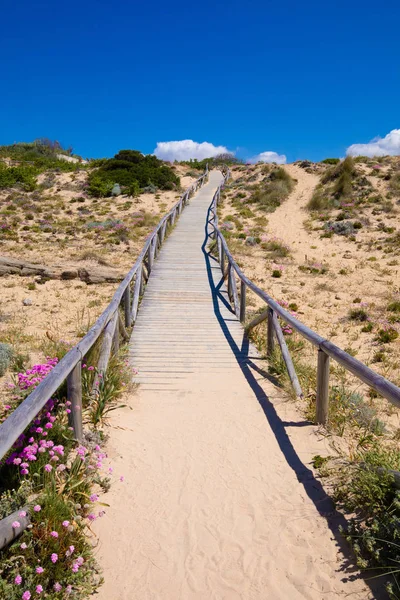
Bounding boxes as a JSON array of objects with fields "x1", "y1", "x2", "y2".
[
  {"x1": 131, "y1": 267, "x2": 142, "y2": 323},
  {"x1": 112, "y1": 315, "x2": 119, "y2": 355},
  {"x1": 227, "y1": 264, "x2": 232, "y2": 301},
  {"x1": 67, "y1": 362, "x2": 83, "y2": 442},
  {"x1": 140, "y1": 264, "x2": 145, "y2": 295},
  {"x1": 267, "y1": 308, "x2": 275, "y2": 357},
  {"x1": 240, "y1": 281, "x2": 246, "y2": 323},
  {"x1": 316, "y1": 349, "x2": 330, "y2": 425},
  {"x1": 92, "y1": 312, "x2": 119, "y2": 396},
  {"x1": 123, "y1": 286, "x2": 131, "y2": 328},
  {"x1": 0, "y1": 506, "x2": 31, "y2": 551},
  {"x1": 230, "y1": 270, "x2": 240, "y2": 319},
  {"x1": 272, "y1": 313, "x2": 303, "y2": 398},
  {"x1": 148, "y1": 245, "x2": 153, "y2": 273},
  {"x1": 221, "y1": 244, "x2": 225, "y2": 277}
]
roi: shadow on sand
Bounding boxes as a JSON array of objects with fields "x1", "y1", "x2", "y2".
[{"x1": 201, "y1": 208, "x2": 385, "y2": 599}]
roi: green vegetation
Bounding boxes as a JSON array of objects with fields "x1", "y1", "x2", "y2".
[
  {"x1": 0, "y1": 345, "x2": 132, "y2": 598},
  {"x1": 331, "y1": 444, "x2": 400, "y2": 598},
  {"x1": 178, "y1": 153, "x2": 243, "y2": 171},
  {"x1": 248, "y1": 167, "x2": 295, "y2": 212},
  {"x1": 321, "y1": 158, "x2": 340, "y2": 165},
  {"x1": 308, "y1": 157, "x2": 359, "y2": 211},
  {"x1": 0, "y1": 140, "x2": 82, "y2": 190},
  {"x1": 87, "y1": 150, "x2": 180, "y2": 197}
]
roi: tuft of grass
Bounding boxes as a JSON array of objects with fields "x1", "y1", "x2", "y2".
[{"x1": 248, "y1": 167, "x2": 294, "y2": 213}]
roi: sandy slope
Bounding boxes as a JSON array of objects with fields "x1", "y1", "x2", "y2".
[{"x1": 92, "y1": 174, "x2": 376, "y2": 600}]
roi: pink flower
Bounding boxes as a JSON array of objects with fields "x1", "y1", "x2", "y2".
[
  {"x1": 44, "y1": 464, "x2": 52, "y2": 472},
  {"x1": 14, "y1": 575, "x2": 22, "y2": 585},
  {"x1": 66, "y1": 586, "x2": 73, "y2": 594},
  {"x1": 33, "y1": 505, "x2": 41, "y2": 512},
  {"x1": 12, "y1": 521, "x2": 21, "y2": 528},
  {"x1": 87, "y1": 366, "x2": 94, "y2": 371},
  {"x1": 21, "y1": 468, "x2": 29, "y2": 475},
  {"x1": 50, "y1": 531, "x2": 58, "y2": 538},
  {"x1": 35, "y1": 566, "x2": 44, "y2": 574},
  {"x1": 20, "y1": 542, "x2": 27, "y2": 550},
  {"x1": 13, "y1": 458, "x2": 22, "y2": 465},
  {"x1": 36, "y1": 585, "x2": 43, "y2": 594},
  {"x1": 71, "y1": 563, "x2": 79, "y2": 573},
  {"x1": 62, "y1": 520, "x2": 70, "y2": 528},
  {"x1": 120, "y1": 476, "x2": 124, "y2": 482},
  {"x1": 51, "y1": 553, "x2": 58, "y2": 563},
  {"x1": 87, "y1": 513, "x2": 96, "y2": 521},
  {"x1": 90, "y1": 494, "x2": 99, "y2": 502},
  {"x1": 53, "y1": 583, "x2": 62, "y2": 592},
  {"x1": 19, "y1": 511, "x2": 27, "y2": 518},
  {"x1": 22, "y1": 592, "x2": 31, "y2": 600}
]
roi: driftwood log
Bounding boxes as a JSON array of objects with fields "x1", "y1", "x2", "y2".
[{"x1": 0, "y1": 257, "x2": 124, "y2": 284}]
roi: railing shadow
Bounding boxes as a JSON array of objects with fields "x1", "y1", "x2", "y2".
[{"x1": 201, "y1": 211, "x2": 385, "y2": 599}]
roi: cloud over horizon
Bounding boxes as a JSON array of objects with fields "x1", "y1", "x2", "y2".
[
  {"x1": 154, "y1": 139, "x2": 231, "y2": 162},
  {"x1": 248, "y1": 151, "x2": 287, "y2": 164},
  {"x1": 346, "y1": 129, "x2": 400, "y2": 157}
]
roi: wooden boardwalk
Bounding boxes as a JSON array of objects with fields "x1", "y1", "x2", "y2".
[
  {"x1": 130, "y1": 171, "x2": 254, "y2": 390},
  {"x1": 93, "y1": 172, "x2": 372, "y2": 600}
]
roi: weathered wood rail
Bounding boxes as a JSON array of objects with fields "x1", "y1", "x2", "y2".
[
  {"x1": 0, "y1": 168, "x2": 209, "y2": 549},
  {"x1": 211, "y1": 167, "x2": 400, "y2": 424}
]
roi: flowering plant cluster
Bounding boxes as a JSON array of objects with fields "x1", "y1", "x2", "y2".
[{"x1": 0, "y1": 359, "x2": 112, "y2": 599}]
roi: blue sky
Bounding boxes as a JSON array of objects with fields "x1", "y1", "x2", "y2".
[{"x1": 1, "y1": 0, "x2": 399, "y2": 162}]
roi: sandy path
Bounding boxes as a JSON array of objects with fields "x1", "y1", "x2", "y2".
[
  {"x1": 266, "y1": 165, "x2": 320, "y2": 259},
  {"x1": 93, "y1": 173, "x2": 375, "y2": 599}
]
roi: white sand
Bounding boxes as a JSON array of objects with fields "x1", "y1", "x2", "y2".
[{"x1": 92, "y1": 174, "x2": 373, "y2": 599}]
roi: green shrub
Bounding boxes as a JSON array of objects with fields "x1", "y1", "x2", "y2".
[
  {"x1": 349, "y1": 308, "x2": 369, "y2": 321},
  {"x1": 376, "y1": 327, "x2": 399, "y2": 343},
  {"x1": 333, "y1": 445, "x2": 400, "y2": 596},
  {"x1": 388, "y1": 301, "x2": 400, "y2": 313},
  {"x1": 88, "y1": 149, "x2": 180, "y2": 197},
  {"x1": 321, "y1": 158, "x2": 340, "y2": 165},
  {"x1": 248, "y1": 168, "x2": 294, "y2": 213}
]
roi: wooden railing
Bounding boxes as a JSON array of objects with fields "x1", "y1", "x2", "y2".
[
  {"x1": 210, "y1": 167, "x2": 400, "y2": 424},
  {"x1": 0, "y1": 167, "x2": 209, "y2": 464}
]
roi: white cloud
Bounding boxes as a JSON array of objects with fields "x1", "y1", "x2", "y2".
[
  {"x1": 153, "y1": 139, "x2": 231, "y2": 162},
  {"x1": 248, "y1": 151, "x2": 287, "y2": 164},
  {"x1": 346, "y1": 129, "x2": 400, "y2": 158}
]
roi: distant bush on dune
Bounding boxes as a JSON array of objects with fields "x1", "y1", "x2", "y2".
[
  {"x1": 0, "y1": 139, "x2": 82, "y2": 189},
  {"x1": 248, "y1": 167, "x2": 295, "y2": 212},
  {"x1": 88, "y1": 150, "x2": 180, "y2": 197},
  {"x1": 308, "y1": 157, "x2": 359, "y2": 211},
  {"x1": 321, "y1": 158, "x2": 340, "y2": 165}
]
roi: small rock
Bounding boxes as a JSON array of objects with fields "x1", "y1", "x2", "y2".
[
  {"x1": 23, "y1": 298, "x2": 33, "y2": 306},
  {"x1": 245, "y1": 236, "x2": 257, "y2": 246},
  {"x1": 335, "y1": 295, "x2": 341, "y2": 300}
]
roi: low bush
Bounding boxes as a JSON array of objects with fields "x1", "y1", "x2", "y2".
[
  {"x1": 248, "y1": 167, "x2": 294, "y2": 213},
  {"x1": 88, "y1": 150, "x2": 180, "y2": 197},
  {"x1": 332, "y1": 445, "x2": 400, "y2": 597},
  {"x1": 321, "y1": 158, "x2": 340, "y2": 165},
  {"x1": 349, "y1": 307, "x2": 369, "y2": 322}
]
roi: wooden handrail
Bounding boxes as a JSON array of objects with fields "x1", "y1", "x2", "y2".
[
  {"x1": 0, "y1": 166, "x2": 210, "y2": 462},
  {"x1": 210, "y1": 167, "x2": 400, "y2": 423}
]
